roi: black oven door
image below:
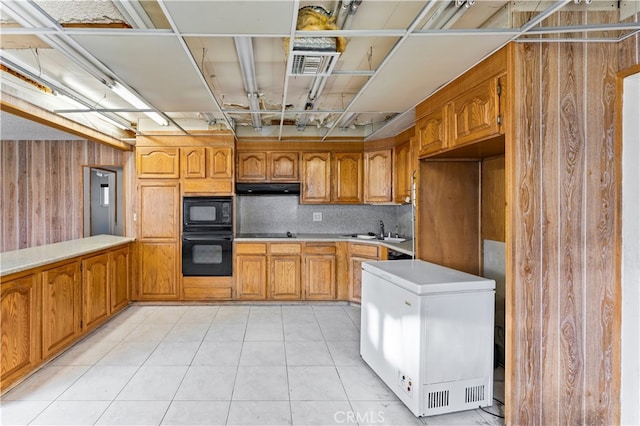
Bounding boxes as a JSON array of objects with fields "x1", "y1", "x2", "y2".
[{"x1": 182, "y1": 233, "x2": 233, "y2": 276}]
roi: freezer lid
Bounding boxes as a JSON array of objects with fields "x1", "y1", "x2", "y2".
[{"x1": 362, "y1": 259, "x2": 495, "y2": 294}]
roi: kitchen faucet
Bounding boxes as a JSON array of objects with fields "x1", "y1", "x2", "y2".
[{"x1": 379, "y1": 220, "x2": 385, "y2": 239}]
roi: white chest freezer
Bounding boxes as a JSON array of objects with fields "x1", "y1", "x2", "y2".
[{"x1": 360, "y1": 259, "x2": 495, "y2": 417}]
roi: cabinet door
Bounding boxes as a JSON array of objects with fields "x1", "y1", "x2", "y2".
[
  {"x1": 236, "y1": 255, "x2": 267, "y2": 300},
  {"x1": 364, "y1": 149, "x2": 392, "y2": 203},
  {"x1": 451, "y1": 77, "x2": 500, "y2": 147},
  {"x1": 110, "y1": 246, "x2": 129, "y2": 313},
  {"x1": 417, "y1": 106, "x2": 448, "y2": 156},
  {"x1": 139, "y1": 182, "x2": 179, "y2": 239},
  {"x1": 333, "y1": 152, "x2": 363, "y2": 204},
  {"x1": 349, "y1": 257, "x2": 366, "y2": 302},
  {"x1": 269, "y1": 152, "x2": 299, "y2": 182},
  {"x1": 82, "y1": 253, "x2": 110, "y2": 332},
  {"x1": 394, "y1": 141, "x2": 412, "y2": 204},
  {"x1": 0, "y1": 274, "x2": 40, "y2": 391},
  {"x1": 270, "y1": 256, "x2": 301, "y2": 299},
  {"x1": 237, "y1": 152, "x2": 267, "y2": 182},
  {"x1": 210, "y1": 147, "x2": 233, "y2": 179},
  {"x1": 348, "y1": 244, "x2": 380, "y2": 303},
  {"x1": 136, "y1": 147, "x2": 180, "y2": 178},
  {"x1": 138, "y1": 242, "x2": 179, "y2": 300},
  {"x1": 304, "y1": 255, "x2": 336, "y2": 300},
  {"x1": 301, "y1": 152, "x2": 331, "y2": 203},
  {"x1": 181, "y1": 147, "x2": 207, "y2": 179},
  {"x1": 42, "y1": 262, "x2": 81, "y2": 358}
]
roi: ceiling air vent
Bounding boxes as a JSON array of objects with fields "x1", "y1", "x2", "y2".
[{"x1": 287, "y1": 37, "x2": 341, "y2": 77}]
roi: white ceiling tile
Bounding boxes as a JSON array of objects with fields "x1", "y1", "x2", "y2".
[
  {"x1": 162, "y1": 1, "x2": 295, "y2": 35},
  {"x1": 349, "y1": 34, "x2": 515, "y2": 113}
]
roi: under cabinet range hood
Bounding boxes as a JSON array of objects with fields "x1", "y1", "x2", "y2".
[{"x1": 235, "y1": 183, "x2": 300, "y2": 195}]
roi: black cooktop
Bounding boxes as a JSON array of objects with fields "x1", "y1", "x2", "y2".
[{"x1": 236, "y1": 232, "x2": 296, "y2": 239}]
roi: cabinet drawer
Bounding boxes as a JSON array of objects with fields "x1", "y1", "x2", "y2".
[
  {"x1": 350, "y1": 243, "x2": 379, "y2": 258},
  {"x1": 235, "y1": 243, "x2": 267, "y2": 254},
  {"x1": 303, "y1": 243, "x2": 336, "y2": 255},
  {"x1": 182, "y1": 179, "x2": 232, "y2": 195},
  {"x1": 183, "y1": 277, "x2": 232, "y2": 300},
  {"x1": 269, "y1": 243, "x2": 302, "y2": 255}
]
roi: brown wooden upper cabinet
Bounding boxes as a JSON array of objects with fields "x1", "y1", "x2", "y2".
[
  {"x1": 237, "y1": 151, "x2": 300, "y2": 182},
  {"x1": 301, "y1": 152, "x2": 332, "y2": 203},
  {"x1": 269, "y1": 152, "x2": 299, "y2": 182},
  {"x1": 332, "y1": 152, "x2": 363, "y2": 204},
  {"x1": 237, "y1": 152, "x2": 267, "y2": 182},
  {"x1": 417, "y1": 104, "x2": 449, "y2": 157},
  {"x1": 394, "y1": 140, "x2": 413, "y2": 204},
  {"x1": 451, "y1": 76, "x2": 503, "y2": 147},
  {"x1": 181, "y1": 147, "x2": 207, "y2": 179},
  {"x1": 364, "y1": 149, "x2": 392, "y2": 203},
  {"x1": 136, "y1": 147, "x2": 180, "y2": 178},
  {"x1": 181, "y1": 146, "x2": 233, "y2": 195}
]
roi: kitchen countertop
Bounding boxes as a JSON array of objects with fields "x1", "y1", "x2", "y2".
[
  {"x1": 234, "y1": 233, "x2": 414, "y2": 256},
  {"x1": 1, "y1": 235, "x2": 135, "y2": 278}
]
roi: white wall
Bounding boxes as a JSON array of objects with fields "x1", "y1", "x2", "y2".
[{"x1": 621, "y1": 73, "x2": 640, "y2": 426}]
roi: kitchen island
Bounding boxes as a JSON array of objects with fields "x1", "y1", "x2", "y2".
[
  {"x1": 1, "y1": 235, "x2": 133, "y2": 393},
  {"x1": 0, "y1": 234, "x2": 134, "y2": 277}
]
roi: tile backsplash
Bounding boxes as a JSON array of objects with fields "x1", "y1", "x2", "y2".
[{"x1": 236, "y1": 195, "x2": 413, "y2": 238}]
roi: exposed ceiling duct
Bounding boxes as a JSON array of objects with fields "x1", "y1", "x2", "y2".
[{"x1": 291, "y1": 3, "x2": 358, "y2": 131}]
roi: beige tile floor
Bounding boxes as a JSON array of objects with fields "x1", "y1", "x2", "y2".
[{"x1": 0, "y1": 305, "x2": 505, "y2": 425}]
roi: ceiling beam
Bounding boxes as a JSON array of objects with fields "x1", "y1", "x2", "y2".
[{"x1": 1, "y1": 92, "x2": 133, "y2": 151}]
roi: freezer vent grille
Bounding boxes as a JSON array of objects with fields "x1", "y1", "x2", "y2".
[
  {"x1": 465, "y1": 385, "x2": 485, "y2": 403},
  {"x1": 427, "y1": 390, "x2": 450, "y2": 409}
]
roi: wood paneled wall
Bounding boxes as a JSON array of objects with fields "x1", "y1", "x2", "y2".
[
  {"x1": 507, "y1": 13, "x2": 639, "y2": 425},
  {"x1": 1, "y1": 140, "x2": 123, "y2": 252}
]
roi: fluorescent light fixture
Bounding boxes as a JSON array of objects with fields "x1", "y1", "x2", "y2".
[
  {"x1": 234, "y1": 37, "x2": 258, "y2": 93},
  {"x1": 95, "y1": 114, "x2": 129, "y2": 130},
  {"x1": 57, "y1": 93, "x2": 129, "y2": 130},
  {"x1": 111, "y1": 82, "x2": 168, "y2": 126}
]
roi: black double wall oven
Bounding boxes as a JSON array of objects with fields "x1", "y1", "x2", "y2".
[{"x1": 182, "y1": 196, "x2": 233, "y2": 277}]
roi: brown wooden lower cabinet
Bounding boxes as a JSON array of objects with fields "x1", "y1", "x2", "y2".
[
  {"x1": 82, "y1": 253, "x2": 110, "y2": 332},
  {"x1": 41, "y1": 261, "x2": 81, "y2": 359},
  {"x1": 236, "y1": 255, "x2": 268, "y2": 300},
  {"x1": 0, "y1": 243, "x2": 131, "y2": 393},
  {"x1": 110, "y1": 246, "x2": 130, "y2": 313},
  {"x1": 348, "y1": 243, "x2": 386, "y2": 303},
  {"x1": 183, "y1": 277, "x2": 233, "y2": 300},
  {"x1": 137, "y1": 242, "x2": 179, "y2": 300},
  {"x1": 0, "y1": 273, "x2": 40, "y2": 392},
  {"x1": 303, "y1": 243, "x2": 337, "y2": 300},
  {"x1": 232, "y1": 241, "x2": 391, "y2": 302},
  {"x1": 270, "y1": 256, "x2": 302, "y2": 299}
]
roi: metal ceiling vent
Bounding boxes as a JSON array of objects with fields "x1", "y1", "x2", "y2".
[{"x1": 286, "y1": 6, "x2": 342, "y2": 77}]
